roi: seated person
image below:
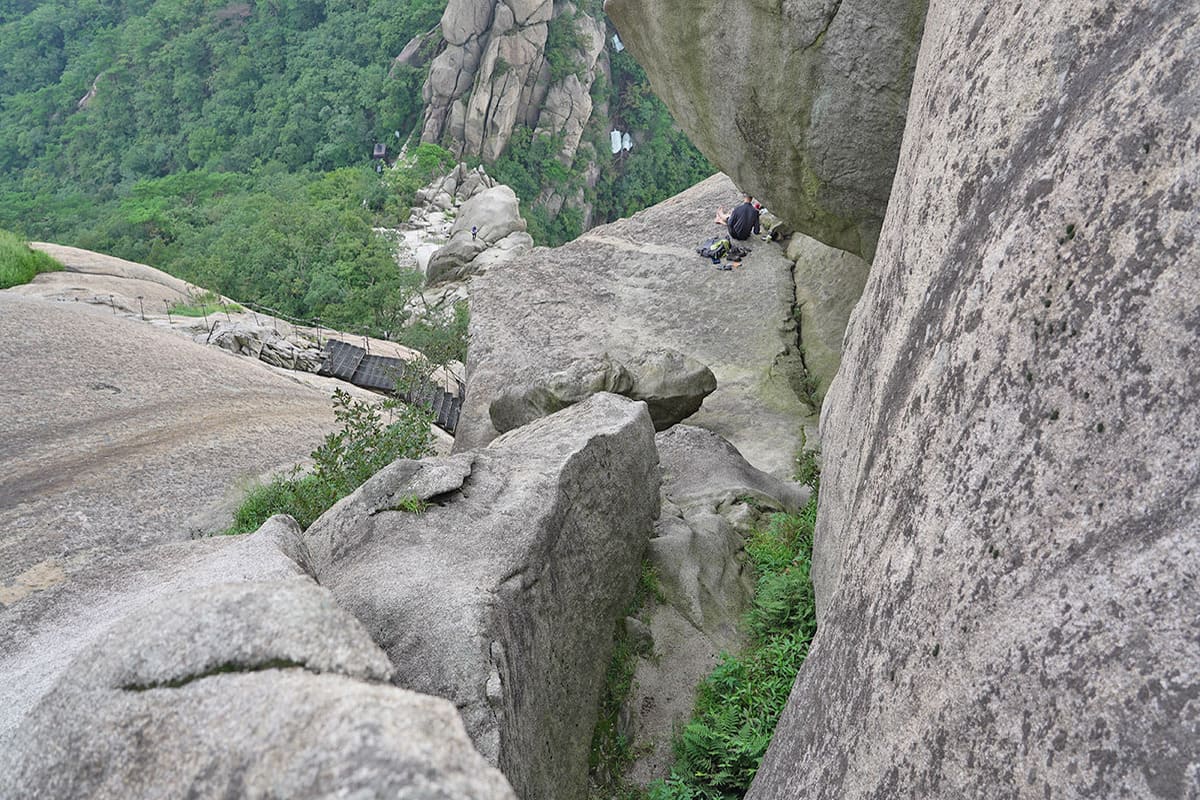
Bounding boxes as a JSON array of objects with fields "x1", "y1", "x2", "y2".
[{"x1": 714, "y1": 194, "x2": 761, "y2": 240}]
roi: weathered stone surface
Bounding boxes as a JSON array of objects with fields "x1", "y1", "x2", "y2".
[
  {"x1": 532, "y1": 14, "x2": 607, "y2": 163},
  {"x1": 750, "y1": 2, "x2": 1200, "y2": 797},
  {"x1": 604, "y1": 0, "x2": 928, "y2": 259},
  {"x1": 0, "y1": 292, "x2": 345, "y2": 582},
  {"x1": 301, "y1": 393, "x2": 660, "y2": 800},
  {"x1": 489, "y1": 349, "x2": 716, "y2": 434},
  {"x1": 655, "y1": 425, "x2": 811, "y2": 519},
  {"x1": 627, "y1": 425, "x2": 810, "y2": 786},
  {"x1": 391, "y1": 25, "x2": 442, "y2": 72},
  {"x1": 459, "y1": 173, "x2": 816, "y2": 477},
  {"x1": 625, "y1": 349, "x2": 719, "y2": 430},
  {"x1": 206, "y1": 319, "x2": 325, "y2": 371},
  {"x1": 67, "y1": 579, "x2": 394, "y2": 691},
  {"x1": 787, "y1": 233, "x2": 871, "y2": 403},
  {"x1": 414, "y1": 163, "x2": 499, "y2": 211},
  {"x1": 0, "y1": 518, "x2": 306, "y2": 744},
  {"x1": 0, "y1": 578, "x2": 516, "y2": 799},
  {"x1": 490, "y1": 353, "x2": 634, "y2": 432}
]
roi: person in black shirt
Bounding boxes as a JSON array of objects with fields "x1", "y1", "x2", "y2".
[{"x1": 715, "y1": 194, "x2": 761, "y2": 240}]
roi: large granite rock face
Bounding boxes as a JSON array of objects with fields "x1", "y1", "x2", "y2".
[
  {"x1": 459, "y1": 173, "x2": 815, "y2": 477},
  {"x1": 627, "y1": 425, "x2": 810, "y2": 785},
  {"x1": 0, "y1": 577, "x2": 516, "y2": 799},
  {"x1": 300, "y1": 393, "x2": 660, "y2": 800},
  {"x1": 0, "y1": 517, "x2": 306, "y2": 745},
  {"x1": 604, "y1": 0, "x2": 928, "y2": 259},
  {"x1": 421, "y1": 0, "x2": 606, "y2": 167},
  {"x1": 750, "y1": 1, "x2": 1200, "y2": 797},
  {"x1": 787, "y1": 233, "x2": 871, "y2": 404}
]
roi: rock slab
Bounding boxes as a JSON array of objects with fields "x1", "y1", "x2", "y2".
[
  {"x1": 0, "y1": 577, "x2": 515, "y2": 799},
  {"x1": 0, "y1": 292, "x2": 344, "y2": 583},
  {"x1": 749, "y1": 1, "x2": 1200, "y2": 797},
  {"x1": 301, "y1": 393, "x2": 661, "y2": 800},
  {"x1": 459, "y1": 173, "x2": 815, "y2": 477}
]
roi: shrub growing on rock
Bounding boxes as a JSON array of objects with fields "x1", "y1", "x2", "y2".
[{"x1": 227, "y1": 389, "x2": 433, "y2": 533}]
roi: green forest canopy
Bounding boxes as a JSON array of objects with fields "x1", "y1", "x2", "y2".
[{"x1": 0, "y1": 0, "x2": 712, "y2": 336}]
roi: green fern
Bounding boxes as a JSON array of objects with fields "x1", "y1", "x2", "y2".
[{"x1": 650, "y1": 490, "x2": 820, "y2": 800}]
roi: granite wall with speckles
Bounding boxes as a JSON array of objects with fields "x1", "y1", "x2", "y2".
[{"x1": 749, "y1": 1, "x2": 1199, "y2": 796}]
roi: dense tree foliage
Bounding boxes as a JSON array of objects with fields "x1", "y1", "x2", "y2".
[
  {"x1": 0, "y1": 0, "x2": 711, "y2": 323},
  {"x1": 0, "y1": 0, "x2": 445, "y2": 192}
]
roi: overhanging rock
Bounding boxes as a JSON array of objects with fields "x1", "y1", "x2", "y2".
[{"x1": 604, "y1": 0, "x2": 928, "y2": 259}]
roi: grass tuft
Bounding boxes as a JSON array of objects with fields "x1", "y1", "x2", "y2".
[
  {"x1": 588, "y1": 562, "x2": 664, "y2": 799},
  {"x1": 169, "y1": 288, "x2": 241, "y2": 317},
  {"x1": 0, "y1": 231, "x2": 62, "y2": 289}
]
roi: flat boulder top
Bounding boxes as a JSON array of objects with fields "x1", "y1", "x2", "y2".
[
  {"x1": 460, "y1": 173, "x2": 811, "y2": 476},
  {"x1": 0, "y1": 292, "x2": 342, "y2": 588}
]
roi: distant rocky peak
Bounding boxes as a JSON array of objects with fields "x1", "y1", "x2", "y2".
[{"x1": 420, "y1": 0, "x2": 608, "y2": 167}]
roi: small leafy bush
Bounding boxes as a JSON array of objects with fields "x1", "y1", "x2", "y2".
[
  {"x1": 0, "y1": 231, "x2": 61, "y2": 289},
  {"x1": 397, "y1": 300, "x2": 469, "y2": 366},
  {"x1": 227, "y1": 388, "x2": 433, "y2": 533},
  {"x1": 793, "y1": 447, "x2": 820, "y2": 490}
]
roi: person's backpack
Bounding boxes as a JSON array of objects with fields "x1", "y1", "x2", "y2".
[{"x1": 697, "y1": 236, "x2": 731, "y2": 260}]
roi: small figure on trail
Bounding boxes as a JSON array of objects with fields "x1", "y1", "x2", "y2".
[
  {"x1": 471, "y1": 225, "x2": 479, "y2": 241},
  {"x1": 715, "y1": 193, "x2": 761, "y2": 241}
]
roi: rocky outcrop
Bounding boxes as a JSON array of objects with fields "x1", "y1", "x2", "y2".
[
  {"x1": 300, "y1": 393, "x2": 660, "y2": 800},
  {"x1": 390, "y1": 25, "x2": 442, "y2": 72},
  {"x1": 749, "y1": 1, "x2": 1200, "y2": 797},
  {"x1": 788, "y1": 234, "x2": 870, "y2": 404},
  {"x1": 206, "y1": 320, "x2": 325, "y2": 371},
  {"x1": 421, "y1": 0, "x2": 607, "y2": 167},
  {"x1": 458, "y1": 173, "x2": 816, "y2": 477},
  {"x1": 489, "y1": 349, "x2": 717, "y2": 434},
  {"x1": 626, "y1": 426, "x2": 810, "y2": 785},
  {"x1": 0, "y1": 572, "x2": 516, "y2": 798},
  {"x1": 414, "y1": 161, "x2": 499, "y2": 213},
  {"x1": 426, "y1": 184, "x2": 534, "y2": 285},
  {"x1": 604, "y1": 0, "x2": 928, "y2": 259}
]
